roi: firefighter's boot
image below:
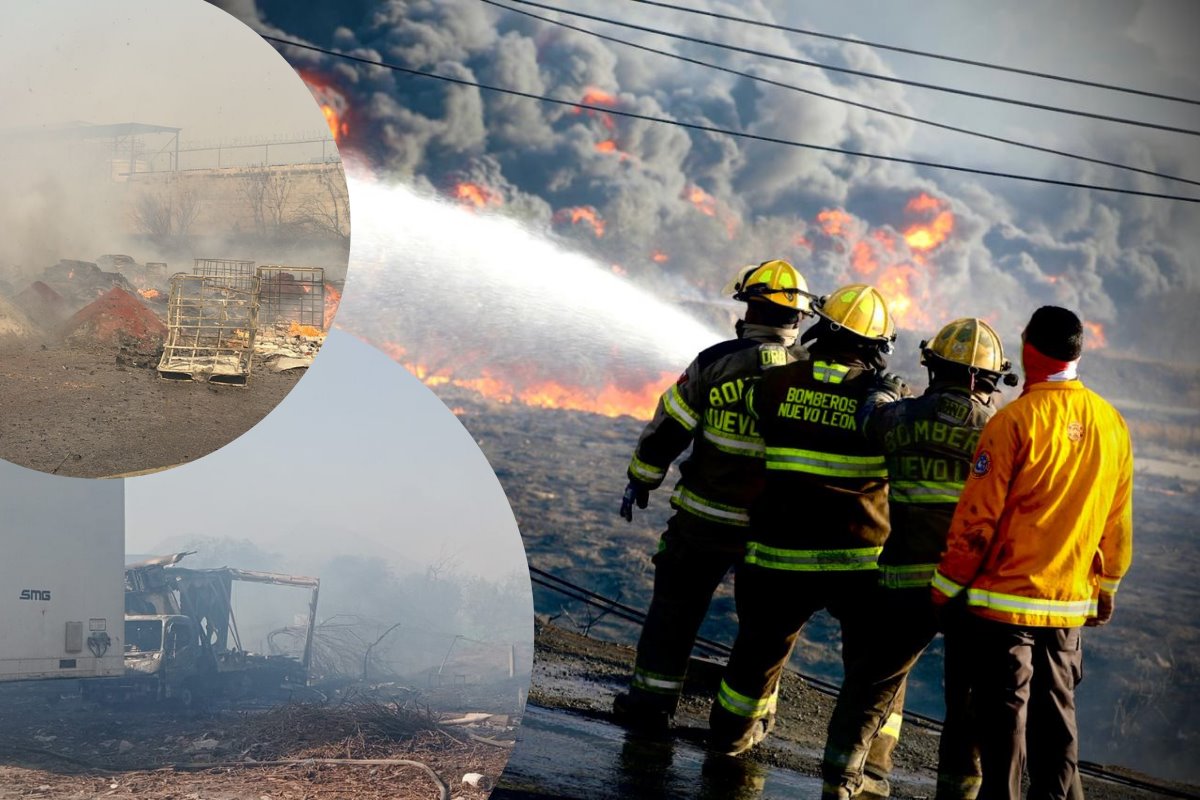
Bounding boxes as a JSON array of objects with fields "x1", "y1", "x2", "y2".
[{"x1": 612, "y1": 690, "x2": 674, "y2": 734}]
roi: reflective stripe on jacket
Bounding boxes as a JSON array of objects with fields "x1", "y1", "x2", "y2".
[
  {"x1": 861, "y1": 387, "x2": 996, "y2": 588},
  {"x1": 744, "y1": 351, "x2": 890, "y2": 563},
  {"x1": 933, "y1": 380, "x2": 1134, "y2": 627},
  {"x1": 627, "y1": 335, "x2": 801, "y2": 527}
]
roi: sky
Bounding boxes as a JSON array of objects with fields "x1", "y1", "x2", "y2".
[
  {"x1": 124, "y1": 330, "x2": 528, "y2": 581},
  {"x1": 1, "y1": 0, "x2": 329, "y2": 145}
]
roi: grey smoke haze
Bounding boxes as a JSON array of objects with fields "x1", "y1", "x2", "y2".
[
  {"x1": 0, "y1": 0, "x2": 344, "y2": 288},
  {"x1": 215, "y1": 0, "x2": 1199, "y2": 364}
]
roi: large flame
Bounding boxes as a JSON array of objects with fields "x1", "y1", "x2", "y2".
[
  {"x1": 453, "y1": 182, "x2": 501, "y2": 209},
  {"x1": 556, "y1": 206, "x2": 606, "y2": 238},
  {"x1": 685, "y1": 185, "x2": 718, "y2": 217},
  {"x1": 1084, "y1": 321, "x2": 1108, "y2": 349},
  {"x1": 571, "y1": 86, "x2": 619, "y2": 132},
  {"x1": 814, "y1": 195, "x2": 959, "y2": 330},
  {"x1": 902, "y1": 193, "x2": 955, "y2": 259},
  {"x1": 300, "y1": 72, "x2": 349, "y2": 143}
]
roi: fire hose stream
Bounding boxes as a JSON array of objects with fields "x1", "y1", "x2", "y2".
[{"x1": 529, "y1": 566, "x2": 1200, "y2": 799}]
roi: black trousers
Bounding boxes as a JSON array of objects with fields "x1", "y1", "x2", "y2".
[
  {"x1": 628, "y1": 512, "x2": 745, "y2": 711},
  {"x1": 710, "y1": 565, "x2": 878, "y2": 744},
  {"x1": 948, "y1": 614, "x2": 1083, "y2": 800},
  {"x1": 824, "y1": 587, "x2": 982, "y2": 798}
]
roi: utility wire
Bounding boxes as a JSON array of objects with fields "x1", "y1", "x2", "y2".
[
  {"x1": 497, "y1": 0, "x2": 1200, "y2": 138},
  {"x1": 528, "y1": 565, "x2": 1200, "y2": 800},
  {"x1": 626, "y1": 0, "x2": 1200, "y2": 107},
  {"x1": 482, "y1": 0, "x2": 1200, "y2": 188},
  {"x1": 262, "y1": 35, "x2": 1200, "y2": 204}
]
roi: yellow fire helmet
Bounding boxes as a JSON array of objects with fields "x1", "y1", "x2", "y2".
[
  {"x1": 921, "y1": 317, "x2": 1013, "y2": 375},
  {"x1": 724, "y1": 259, "x2": 814, "y2": 314},
  {"x1": 813, "y1": 283, "x2": 897, "y2": 347}
]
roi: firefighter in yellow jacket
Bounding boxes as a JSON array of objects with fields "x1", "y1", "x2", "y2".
[
  {"x1": 707, "y1": 284, "x2": 897, "y2": 758},
  {"x1": 932, "y1": 306, "x2": 1133, "y2": 800},
  {"x1": 613, "y1": 260, "x2": 814, "y2": 729},
  {"x1": 821, "y1": 318, "x2": 1018, "y2": 800}
]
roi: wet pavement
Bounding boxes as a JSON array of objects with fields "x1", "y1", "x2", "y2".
[{"x1": 493, "y1": 705, "x2": 824, "y2": 800}]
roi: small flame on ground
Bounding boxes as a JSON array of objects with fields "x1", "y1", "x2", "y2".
[
  {"x1": 651, "y1": 250, "x2": 669, "y2": 263},
  {"x1": 556, "y1": 206, "x2": 606, "y2": 238},
  {"x1": 289, "y1": 321, "x2": 325, "y2": 338},
  {"x1": 137, "y1": 288, "x2": 163, "y2": 300},
  {"x1": 611, "y1": 264, "x2": 627, "y2": 276},
  {"x1": 323, "y1": 282, "x2": 342, "y2": 330}
]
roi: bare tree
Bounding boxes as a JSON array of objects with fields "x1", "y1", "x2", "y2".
[
  {"x1": 296, "y1": 164, "x2": 351, "y2": 242},
  {"x1": 237, "y1": 166, "x2": 294, "y2": 237},
  {"x1": 131, "y1": 181, "x2": 204, "y2": 245}
]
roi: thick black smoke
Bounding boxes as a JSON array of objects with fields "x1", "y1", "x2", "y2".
[{"x1": 213, "y1": 0, "x2": 1199, "y2": 366}]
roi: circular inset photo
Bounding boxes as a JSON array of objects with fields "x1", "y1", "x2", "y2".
[
  {"x1": 0, "y1": 0, "x2": 350, "y2": 478},
  {"x1": 0, "y1": 332, "x2": 533, "y2": 798}
]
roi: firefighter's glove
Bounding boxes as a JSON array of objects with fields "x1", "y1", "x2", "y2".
[
  {"x1": 876, "y1": 372, "x2": 912, "y2": 400},
  {"x1": 1086, "y1": 591, "x2": 1115, "y2": 627},
  {"x1": 620, "y1": 481, "x2": 650, "y2": 522}
]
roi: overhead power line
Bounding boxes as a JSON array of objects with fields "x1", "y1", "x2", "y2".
[
  {"x1": 528, "y1": 565, "x2": 1200, "y2": 800},
  {"x1": 262, "y1": 35, "x2": 1199, "y2": 204},
  {"x1": 482, "y1": 0, "x2": 1200, "y2": 188},
  {"x1": 626, "y1": 0, "x2": 1200, "y2": 107},
  {"x1": 497, "y1": 0, "x2": 1200, "y2": 138}
]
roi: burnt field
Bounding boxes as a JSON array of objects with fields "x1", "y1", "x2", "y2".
[
  {"x1": 0, "y1": 258, "x2": 335, "y2": 477},
  {"x1": 0, "y1": 680, "x2": 516, "y2": 800},
  {"x1": 433, "y1": 379, "x2": 1200, "y2": 785}
]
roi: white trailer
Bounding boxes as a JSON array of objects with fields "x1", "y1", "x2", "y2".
[{"x1": 0, "y1": 460, "x2": 125, "y2": 681}]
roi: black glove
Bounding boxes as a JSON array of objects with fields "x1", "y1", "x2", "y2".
[
  {"x1": 620, "y1": 482, "x2": 650, "y2": 522},
  {"x1": 1085, "y1": 591, "x2": 1115, "y2": 627}
]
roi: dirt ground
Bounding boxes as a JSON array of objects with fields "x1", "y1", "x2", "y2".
[
  {"x1": 0, "y1": 682, "x2": 515, "y2": 800},
  {"x1": 513, "y1": 621, "x2": 1197, "y2": 800},
  {"x1": 0, "y1": 342, "x2": 305, "y2": 478}
]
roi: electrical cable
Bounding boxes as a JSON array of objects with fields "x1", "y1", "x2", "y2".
[
  {"x1": 260, "y1": 35, "x2": 1200, "y2": 204},
  {"x1": 496, "y1": 0, "x2": 1200, "y2": 137},
  {"x1": 623, "y1": 0, "x2": 1200, "y2": 107},
  {"x1": 528, "y1": 565, "x2": 1200, "y2": 799},
  {"x1": 481, "y1": 0, "x2": 1200, "y2": 188}
]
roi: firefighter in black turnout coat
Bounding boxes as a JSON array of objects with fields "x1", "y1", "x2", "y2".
[
  {"x1": 707, "y1": 284, "x2": 898, "y2": 761},
  {"x1": 821, "y1": 317, "x2": 1017, "y2": 800},
  {"x1": 613, "y1": 260, "x2": 815, "y2": 729}
]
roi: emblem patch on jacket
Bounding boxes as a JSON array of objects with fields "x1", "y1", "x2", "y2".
[
  {"x1": 972, "y1": 450, "x2": 992, "y2": 478},
  {"x1": 1067, "y1": 421, "x2": 1083, "y2": 442}
]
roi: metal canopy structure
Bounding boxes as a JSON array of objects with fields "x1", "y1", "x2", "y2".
[{"x1": 2, "y1": 121, "x2": 182, "y2": 176}]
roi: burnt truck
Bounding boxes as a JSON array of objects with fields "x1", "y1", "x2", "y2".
[{"x1": 87, "y1": 552, "x2": 320, "y2": 707}]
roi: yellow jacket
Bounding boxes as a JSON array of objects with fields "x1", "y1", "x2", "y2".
[{"x1": 931, "y1": 380, "x2": 1133, "y2": 627}]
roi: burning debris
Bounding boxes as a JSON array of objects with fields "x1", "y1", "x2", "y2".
[{"x1": 62, "y1": 286, "x2": 168, "y2": 351}]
